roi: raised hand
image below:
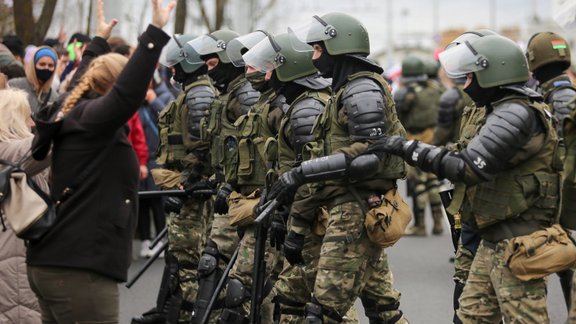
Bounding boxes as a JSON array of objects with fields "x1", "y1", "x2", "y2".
[
  {"x1": 151, "y1": 0, "x2": 176, "y2": 29},
  {"x1": 95, "y1": 0, "x2": 119, "y2": 39}
]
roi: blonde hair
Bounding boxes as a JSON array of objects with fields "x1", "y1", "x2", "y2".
[
  {"x1": 59, "y1": 53, "x2": 128, "y2": 119},
  {"x1": 25, "y1": 46, "x2": 57, "y2": 96},
  {"x1": 0, "y1": 88, "x2": 33, "y2": 142}
]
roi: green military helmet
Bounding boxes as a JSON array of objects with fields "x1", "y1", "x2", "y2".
[
  {"x1": 440, "y1": 35, "x2": 529, "y2": 88},
  {"x1": 423, "y1": 57, "x2": 440, "y2": 78},
  {"x1": 445, "y1": 29, "x2": 498, "y2": 50},
  {"x1": 290, "y1": 12, "x2": 370, "y2": 55},
  {"x1": 226, "y1": 30, "x2": 269, "y2": 67},
  {"x1": 159, "y1": 34, "x2": 205, "y2": 73},
  {"x1": 401, "y1": 55, "x2": 427, "y2": 83},
  {"x1": 242, "y1": 32, "x2": 317, "y2": 82},
  {"x1": 187, "y1": 29, "x2": 240, "y2": 64},
  {"x1": 526, "y1": 32, "x2": 571, "y2": 72}
]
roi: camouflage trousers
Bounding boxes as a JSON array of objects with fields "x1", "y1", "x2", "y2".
[
  {"x1": 453, "y1": 241, "x2": 475, "y2": 285},
  {"x1": 227, "y1": 224, "x2": 282, "y2": 322},
  {"x1": 457, "y1": 240, "x2": 548, "y2": 323},
  {"x1": 167, "y1": 197, "x2": 213, "y2": 323},
  {"x1": 313, "y1": 201, "x2": 406, "y2": 323},
  {"x1": 273, "y1": 232, "x2": 359, "y2": 323},
  {"x1": 406, "y1": 165, "x2": 442, "y2": 210}
]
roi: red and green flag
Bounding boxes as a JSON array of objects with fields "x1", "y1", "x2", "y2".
[{"x1": 552, "y1": 39, "x2": 567, "y2": 49}]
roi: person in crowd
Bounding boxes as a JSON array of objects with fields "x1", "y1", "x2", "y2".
[
  {"x1": 26, "y1": 0, "x2": 174, "y2": 323},
  {"x1": 1, "y1": 34, "x2": 24, "y2": 64},
  {"x1": 8, "y1": 46, "x2": 58, "y2": 115},
  {"x1": 0, "y1": 88, "x2": 51, "y2": 324}
]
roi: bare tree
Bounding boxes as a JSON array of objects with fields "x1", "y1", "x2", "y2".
[
  {"x1": 13, "y1": 0, "x2": 58, "y2": 45},
  {"x1": 0, "y1": 2, "x2": 15, "y2": 36},
  {"x1": 196, "y1": 0, "x2": 227, "y2": 32},
  {"x1": 174, "y1": 0, "x2": 187, "y2": 34}
]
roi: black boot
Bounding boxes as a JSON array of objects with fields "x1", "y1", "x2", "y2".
[{"x1": 131, "y1": 307, "x2": 167, "y2": 324}]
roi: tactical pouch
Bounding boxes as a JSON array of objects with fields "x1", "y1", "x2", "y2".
[
  {"x1": 364, "y1": 189, "x2": 412, "y2": 248},
  {"x1": 228, "y1": 189, "x2": 261, "y2": 227},
  {"x1": 238, "y1": 138, "x2": 254, "y2": 177},
  {"x1": 504, "y1": 224, "x2": 576, "y2": 281},
  {"x1": 312, "y1": 206, "x2": 329, "y2": 237}
]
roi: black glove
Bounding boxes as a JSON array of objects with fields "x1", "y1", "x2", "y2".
[
  {"x1": 366, "y1": 135, "x2": 409, "y2": 159},
  {"x1": 284, "y1": 231, "x2": 305, "y2": 265},
  {"x1": 214, "y1": 183, "x2": 234, "y2": 214},
  {"x1": 269, "y1": 208, "x2": 288, "y2": 251},
  {"x1": 267, "y1": 167, "x2": 305, "y2": 205},
  {"x1": 184, "y1": 179, "x2": 215, "y2": 201},
  {"x1": 164, "y1": 196, "x2": 183, "y2": 213}
]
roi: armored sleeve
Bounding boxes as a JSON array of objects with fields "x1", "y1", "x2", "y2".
[
  {"x1": 549, "y1": 87, "x2": 576, "y2": 123},
  {"x1": 185, "y1": 85, "x2": 215, "y2": 141},
  {"x1": 461, "y1": 102, "x2": 544, "y2": 181},
  {"x1": 341, "y1": 78, "x2": 388, "y2": 141},
  {"x1": 290, "y1": 97, "x2": 326, "y2": 160},
  {"x1": 234, "y1": 81, "x2": 260, "y2": 116}
]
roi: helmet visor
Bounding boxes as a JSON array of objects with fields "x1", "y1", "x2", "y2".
[
  {"x1": 159, "y1": 36, "x2": 185, "y2": 67},
  {"x1": 439, "y1": 41, "x2": 487, "y2": 78},
  {"x1": 242, "y1": 36, "x2": 283, "y2": 73},
  {"x1": 445, "y1": 32, "x2": 484, "y2": 51},
  {"x1": 289, "y1": 15, "x2": 335, "y2": 45},
  {"x1": 227, "y1": 31, "x2": 268, "y2": 67},
  {"x1": 187, "y1": 34, "x2": 226, "y2": 56},
  {"x1": 287, "y1": 28, "x2": 315, "y2": 53}
]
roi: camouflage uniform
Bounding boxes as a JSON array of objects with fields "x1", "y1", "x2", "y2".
[{"x1": 155, "y1": 75, "x2": 217, "y2": 322}]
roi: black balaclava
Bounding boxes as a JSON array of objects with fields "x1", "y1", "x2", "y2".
[
  {"x1": 269, "y1": 70, "x2": 284, "y2": 93},
  {"x1": 311, "y1": 42, "x2": 336, "y2": 78},
  {"x1": 246, "y1": 70, "x2": 268, "y2": 92},
  {"x1": 464, "y1": 73, "x2": 508, "y2": 108},
  {"x1": 204, "y1": 54, "x2": 244, "y2": 92},
  {"x1": 533, "y1": 62, "x2": 567, "y2": 84}
]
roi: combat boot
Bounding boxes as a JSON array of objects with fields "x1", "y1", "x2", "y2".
[
  {"x1": 404, "y1": 208, "x2": 426, "y2": 236},
  {"x1": 431, "y1": 203, "x2": 444, "y2": 235},
  {"x1": 131, "y1": 307, "x2": 167, "y2": 324}
]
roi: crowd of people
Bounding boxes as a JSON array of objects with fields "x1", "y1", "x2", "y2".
[{"x1": 2, "y1": 0, "x2": 576, "y2": 323}]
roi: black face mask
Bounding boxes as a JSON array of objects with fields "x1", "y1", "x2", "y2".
[
  {"x1": 246, "y1": 70, "x2": 268, "y2": 92},
  {"x1": 172, "y1": 65, "x2": 187, "y2": 85},
  {"x1": 464, "y1": 74, "x2": 497, "y2": 107},
  {"x1": 35, "y1": 68, "x2": 53, "y2": 83},
  {"x1": 312, "y1": 51, "x2": 335, "y2": 78},
  {"x1": 208, "y1": 63, "x2": 230, "y2": 89},
  {"x1": 269, "y1": 71, "x2": 284, "y2": 93}
]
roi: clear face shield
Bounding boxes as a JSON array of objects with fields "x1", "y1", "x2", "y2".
[
  {"x1": 187, "y1": 34, "x2": 226, "y2": 56},
  {"x1": 159, "y1": 36, "x2": 186, "y2": 68},
  {"x1": 226, "y1": 31, "x2": 269, "y2": 67},
  {"x1": 289, "y1": 15, "x2": 336, "y2": 46},
  {"x1": 242, "y1": 36, "x2": 284, "y2": 73},
  {"x1": 439, "y1": 40, "x2": 488, "y2": 78}
]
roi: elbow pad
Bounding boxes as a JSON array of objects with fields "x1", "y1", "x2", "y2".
[{"x1": 300, "y1": 153, "x2": 348, "y2": 183}]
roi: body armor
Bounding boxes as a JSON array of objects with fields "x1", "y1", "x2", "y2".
[
  {"x1": 394, "y1": 82, "x2": 441, "y2": 134},
  {"x1": 539, "y1": 75, "x2": 576, "y2": 137},
  {"x1": 157, "y1": 76, "x2": 215, "y2": 169},
  {"x1": 434, "y1": 85, "x2": 473, "y2": 145}
]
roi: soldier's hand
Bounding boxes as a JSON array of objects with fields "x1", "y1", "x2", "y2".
[
  {"x1": 214, "y1": 183, "x2": 234, "y2": 214},
  {"x1": 184, "y1": 178, "x2": 215, "y2": 201},
  {"x1": 164, "y1": 196, "x2": 183, "y2": 213},
  {"x1": 366, "y1": 135, "x2": 408, "y2": 159},
  {"x1": 267, "y1": 167, "x2": 304, "y2": 205},
  {"x1": 284, "y1": 231, "x2": 305, "y2": 265}
]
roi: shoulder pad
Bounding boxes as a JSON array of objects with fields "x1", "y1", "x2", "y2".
[
  {"x1": 292, "y1": 97, "x2": 326, "y2": 117},
  {"x1": 234, "y1": 81, "x2": 260, "y2": 114},
  {"x1": 550, "y1": 86, "x2": 576, "y2": 103},
  {"x1": 549, "y1": 87, "x2": 576, "y2": 119},
  {"x1": 341, "y1": 77, "x2": 388, "y2": 140},
  {"x1": 344, "y1": 77, "x2": 383, "y2": 97},
  {"x1": 293, "y1": 74, "x2": 331, "y2": 90},
  {"x1": 290, "y1": 97, "x2": 326, "y2": 156},
  {"x1": 439, "y1": 88, "x2": 461, "y2": 108},
  {"x1": 186, "y1": 85, "x2": 216, "y2": 110},
  {"x1": 271, "y1": 94, "x2": 290, "y2": 115},
  {"x1": 500, "y1": 84, "x2": 543, "y2": 100}
]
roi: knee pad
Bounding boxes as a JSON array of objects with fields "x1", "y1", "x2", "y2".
[
  {"x1": 275, "y1": 295, "x2": 306, "y2": 317},
  {"x1": 198, "y1": 240, "x2": 219, "y2": 278},
  {"x1": 224, "y1": 278, "x2": 250, "y2": 308},
  {"x1": 305, "y1": 298, "x2": 342, "y2": 324},
  {"x1": 361, "y1": 297, "x2": 402, "y2": 323}
]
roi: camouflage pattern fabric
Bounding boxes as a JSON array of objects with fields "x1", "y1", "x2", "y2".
[
  {"x1": 167, "y1": 198, "x2": 214, "y2": 322},
  {"x1": 453, "y1": 242, "x2": 474, "y2": 285},
  {"x1": 457, "y1": 241, "x2": 548, "y2": 323}
]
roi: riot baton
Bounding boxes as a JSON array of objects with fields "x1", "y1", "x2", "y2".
[
  {"x1": 138, "y1": 189, "x2": 216, "y2": 199},
  {"x1": 250, "y1": 198, "x2": 282, "y2": 324},
  {"x1": 150, "y1": 226, "x2": 168, "y2": 249},
  {"x1": 439, "y1": 188, "x2": 461, "y2": 253},
  {"x1": 125, "y1": 240, "x2": 168, "y2": 288},
  {"x1": 199, "y1": 246, "x2": 240, "y2": 324}
]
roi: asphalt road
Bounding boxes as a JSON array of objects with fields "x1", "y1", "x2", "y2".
[{"x1": 120, "y1": 182, "x2": 568, "y2": 323}]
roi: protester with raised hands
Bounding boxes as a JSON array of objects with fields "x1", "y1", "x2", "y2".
[{"x1": 26, "y1": 1, "x2": 175, "y2": 323}]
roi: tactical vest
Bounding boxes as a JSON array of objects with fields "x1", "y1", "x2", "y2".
[
  {"x1": 396, "y1": 82, "x2": 440, "y2": 133},
  {"x1": 201, "y1": 76, "x2": 252, "y2": 184},
  {"x1": 450, "y1": 97, "x2": 561, "y2": 230},
  {"x1": 234, "y1": 89, "x2": 282, "y2": 190},
  {"x1": 156, "y1": 77, "x2": 213, "y2": 170},
  {"x1": 310, "y1": 71, "x2": 406, "y2": 191},
  {"x1": 449, "y1": 86, "x2": 474, "y2": 143},
  {"x1": 277, "y1": 89, "x2": 331, "y2": 174}
]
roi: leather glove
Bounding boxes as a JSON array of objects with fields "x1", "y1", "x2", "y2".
[
  {"x1": 269, "y1": 208, "x2": 288, "y2": 251},
  {"x1": 164, "y1": 196, "x2": 183, "y2": 213},
  {"x1": 284, "y1": 231, "x2": 305, "y2": 265},
  {"x1": 214, "y1": 183, "x2": 234, "y2": 214},
  {"x1": 267, "y1": 167, "x2": 305, "y2": 205},
  {"x1": 366, "y1": 135, "x2": 408, "y2": 159},
  {"x1": 184, "y1": 179, "x2": 215, "y2": 201}
]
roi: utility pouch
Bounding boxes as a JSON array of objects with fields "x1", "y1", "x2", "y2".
[
  {"x1": 504, "y1": 224, "x2": 576, "y2": 281},
  {"x1": 364, "y1": 189, "x2": 412, "y2": 248},
  {"x1": 228, "y1": 189, "x2": 261, "y2": 227}
]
